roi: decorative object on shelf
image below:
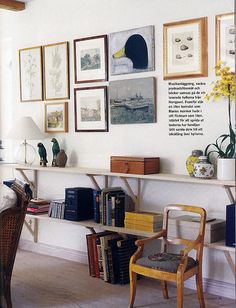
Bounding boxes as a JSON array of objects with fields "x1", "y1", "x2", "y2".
[
  {"x1": 7, "y1": 116, "x2": 45, "y2": 165},
  {"x1": 193, "y1": 156, "x2": 214, "y2": 179},
  {"x1": 43, "y1": 41, "x2": 69, "y2": 100},
  {"x1": 109, "y1": 25, "x2": 155, "y2": 75},
  {"x1": 204, "y1": 62, "x2": 235, "y2": 181},
  {"x1": 74, "y1": 86, "x2": 108, "y2": 132},
  {"x1": 51, "y1": 138, "x2": 60, "y2": 167},
  {"x1": 19, "y1": 46, "x2": 43, "y2": 102},
  {"x1": 45, "y1": 102, "x2": 68, "y2": 133},
  {"x1": 110, "y1": 77, "x2": 156, "y2": 124},
  {"x1": 163, "y1": 17, "x2": 208, "y2": 79},
  {"x1": 74, "y1": 35, "x2": 108, "y2": 83},
  {"x1": 55, "y1": 149, "x2": 67, "y2": 167},
  {"x1": 0, "y1": 140, "x2": 4, "y2": 162},
  {"x1": 216, "y1": 13, "x2": 234, "y2": 73},
  {"x1": 186, "y1": 149, "x2": 203, "y2": 176},
  {"x1": 37, "y1": 142, "x2": 48, "y2": 167}
]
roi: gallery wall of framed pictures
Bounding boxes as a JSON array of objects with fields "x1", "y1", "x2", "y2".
[{"x1": 18, "y1": 12, "x2": 234, "y2": 134}]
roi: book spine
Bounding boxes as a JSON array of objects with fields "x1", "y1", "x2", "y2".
[
  {"x1": 86, "y1": 235, "x2": 96, "y2": 277},
  {"x1": 91, "y1": 234, "x2": 100, "y2": 278}
]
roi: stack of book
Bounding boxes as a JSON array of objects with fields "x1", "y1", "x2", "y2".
[
  {"x1": 93, "y1": 187, "x2": 134, "y2": 227},
  {"x1": 27, "y1": 198, "x2": 50, "y2": 214},
  {"x1": 124, "y1": 211, "x2": 163, "y2": 232},
  {"x1": 48, "y1": 199, "x2": 65, "y2": 219},
  {"x1": 86, "y1": 232, "x2": 137, "y2": 284}
]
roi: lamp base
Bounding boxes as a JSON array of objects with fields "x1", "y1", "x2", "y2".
[{"x1": 16, "y1": 141, "x2": 36, "y2": 165}]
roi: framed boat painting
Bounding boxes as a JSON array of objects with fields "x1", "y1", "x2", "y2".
[
  {"x1": 74, "y1": 86, "x2": 108, "y2": 132},
  {"x1": 163, "y1": 17, "x2": 208, "y2": 79},
  {"x1": 74, "y1": 35, "x2": 108, "y2": 83},
  {"x1": 43, "y1": 41, "x2": 70, "y2": 100},
  {"x1": 216, "y1": 13, "x2": 235, "y2": 73},
  {"x1": 19, "y1": 46, "x2": 43, "y2": 102},
  {"x1": 109, "y1": 77, "x2": 156, "y2": 124},
  {"x1": 45, "y1": 102, "x2": 68, "y2": 133}
]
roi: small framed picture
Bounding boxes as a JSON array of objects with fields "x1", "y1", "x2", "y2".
[
  {"x1": 216, "y1": 13, "x2": 234, "y2": 73},
  {"x1": 163, "y1": 17, "x2": 208, "y2": 79},
  {"x1": 74, "y1": 86, "x2": 108, "y2": 132},
  {"x1": 45, "y1": 102, "x2": 68, "y2": 133},
  {"x1": 43, "y1": 41, "x2": 70, "y2": 100},
  {"x1": 109, "y1": 25, "x2": 155, "y2": 75},
  {"x1": 19, "y1": 46, "x2": 43, "y2": 102},
  {"x1": 74, "y1": 35, "x2": 108, "y2": 83}
]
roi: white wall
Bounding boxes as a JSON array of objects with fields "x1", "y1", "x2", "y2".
[{"x1": 0, "y1": 0, "x2": 235, "y2": 290}]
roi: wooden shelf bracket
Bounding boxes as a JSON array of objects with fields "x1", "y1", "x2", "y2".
[{"x1": 24, "y1": 217, "x2": 38, "y2": 243}]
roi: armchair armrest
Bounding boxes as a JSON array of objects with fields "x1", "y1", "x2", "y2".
[
  {"x1": 135, "y1": 229, "x2": 166, "y2": 247},
  {"x1": 180, "y1": 236, "x2": 201, "y2": 256}
]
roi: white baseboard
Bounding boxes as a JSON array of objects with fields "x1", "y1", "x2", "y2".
[
  {"x1": 185, "y1": 277, "x2": 235, "y2": 300},
  {"x1": 19, "y1": 240, "x2": 235, "y2": 299},
  {"x1": 19, "y1": 239, "x2": 88, "y2": 264}
]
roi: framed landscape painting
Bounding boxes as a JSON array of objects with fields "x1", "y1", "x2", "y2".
[
  {"x1": 74, "y1": 86, "x2": 108, "y2": 132},
  {"x1": 216, "y1": 13, "x2": 235, "y2": 73},
  {"x1": 45, "y1": 102, "x2": 68, "y2": 133},
  {"x1": 109, "y1": 25, "x2": 155, "y2": 75},
  {"x1": 163, "y1": 17, "x2": 208, "y2": 79},
  {"x1": 74, "y1": 35, "x2": 108, "y2": 83},
  {"x1": 109, "y1": 77, "x2": 156, "y2": 124},
  {"x1": 43, "y1": 41, "x2": 70, "y2": 100},
  {"x1": 19, "y1": 46, "x2": 43, "y2": 102}
]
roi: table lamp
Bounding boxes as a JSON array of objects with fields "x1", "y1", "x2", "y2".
[{"x1": 7, "y1": 116, "x2": 45, "y2": 165}]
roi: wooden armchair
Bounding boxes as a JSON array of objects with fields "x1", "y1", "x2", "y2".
[
  {"x1": 0, "y1": 182, "x2": 30, "y2": 308},
  {"x1": 129, "y1": 204, "x2": 206, "y2": 308}
]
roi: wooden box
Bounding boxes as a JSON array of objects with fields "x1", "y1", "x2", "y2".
[
  {"x1": 110, "y1": 156, "x2": 160, "y2": 175},
  {"x1": 169, "y1": 215, "x2": 226, "y2": 243}
]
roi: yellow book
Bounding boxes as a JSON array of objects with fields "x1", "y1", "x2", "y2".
[
  {"x1": 125, "y1": 221, "x2": 162, "y2": 232},
  {"x1": 125, "y1": 211, "x2": 163, "y2": 223},
  {"x1": 124, "y1": 219, "x2": 162, "y2": 228}
]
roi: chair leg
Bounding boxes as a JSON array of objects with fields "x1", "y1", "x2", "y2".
[
  {"x1": 196, "y1": 272, "x2": 205, "y2": 308},
  {"x1": 176, "y1": 277, "x2": 184, "y2": 308},
  {"x1": 128, "y1": 271, "x2": 137, "y2": 308},
  {"x1": 161, "y1": 280, "x2": 169, "y2": 299}
]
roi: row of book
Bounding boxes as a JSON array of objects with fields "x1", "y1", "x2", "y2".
[
  {"x1": 86, "y1": 231, "x2": 137, "y2": 284},
  {"x1": 93, "y1": 187, "x2": 134, "y2": 227},
  {"x1": 124, "y1": 211, "x2": 163, "y2": 232},
  {"x1": 26, "y1": 198, "x2": 66, "y2": 219}
]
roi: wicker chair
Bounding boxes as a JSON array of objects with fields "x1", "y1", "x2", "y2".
[{"x1": 0, "y1": 182, "x2": 30, "y2": 308}]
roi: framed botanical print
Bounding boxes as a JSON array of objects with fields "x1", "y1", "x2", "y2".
[
  {"x1": 19, "y1": 46, "x2": 43, "y2": 102},
  {"x1": 216, "y1": 13, "x2": 235, "y2": 73},
  {"x1": 74, "y1": 86, "x2": 108, "y2": 132},
  {"x1": 109, "y1": 25, "x2": 155, "y2": 75},
  {"x1": 43, "y1": 41, "x2": 70, "y2": 100},
  {"x1": 109, "y1": 77, "x2": 156, "y2": 124},
  {"x1": 74, "y1": 35, "x2": 108, "y2": 83},
  {"x1": 163, "y1": 17, "x2": 208, "y2": 79},
  {"x1": 45, "y1": 102, "x2": 68, "y2": 133}
]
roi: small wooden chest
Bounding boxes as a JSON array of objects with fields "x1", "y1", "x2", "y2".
[{"x1": 110, "y1": 156, "x2": 160, "y2": 175}]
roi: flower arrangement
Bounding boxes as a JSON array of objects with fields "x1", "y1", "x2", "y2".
[{"x1": 204, "y1": 61, "x2": 235, "y2": 161}]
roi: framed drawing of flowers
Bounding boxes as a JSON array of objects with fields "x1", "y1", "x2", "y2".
[
  {"x1": 74, "y1": 35, "x2": 108, "y2": 83},
  {"x1": 74, "y1": 86, "x2": 108, "y2": 132},
  {"x1": 163, "y1": 17, "x2": 208, "y2": 79},
  {"x1": 45, "y1": 102, "x2": 68, "y2": 133},
  {"x1": 43, "y1": 41, "x2": 70, "y2": 100},
  {"x1": 19, "y1": 46, "x2": 43, "y2": 102},
  {"x1": 216, "y1": 13, "x2": 234, "y2": 73}
]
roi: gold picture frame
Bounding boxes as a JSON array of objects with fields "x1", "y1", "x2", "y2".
[
  {"x1": 216, "y1": 13, "x2": 234, "y2": 73},
  {"x1": 43, "y1": 41, "x2": 70, "y2": 100},
  {"x1": 45, "y1": 102, "x2": 68, "y2": 133},
  {"x1": 163, "y1": 17, "x2": 208, "y2": 80},
  {"x1": 19, "y1": 46, "x2": 43, "y2": 102}
]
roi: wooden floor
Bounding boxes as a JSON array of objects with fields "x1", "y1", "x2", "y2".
[{"x1": 12, "y1": 250, "x2": 235, "y2": 308}]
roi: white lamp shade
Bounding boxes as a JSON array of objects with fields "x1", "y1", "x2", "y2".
[{"x1": 7, "y1": 116, "x2": 45, "y2": 140}]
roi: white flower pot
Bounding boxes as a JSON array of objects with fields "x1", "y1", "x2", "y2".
[{"x1": 217, "y1": 158, "x2": 235, "y2": 181}]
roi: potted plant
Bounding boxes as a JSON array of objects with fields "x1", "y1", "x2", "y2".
[{"x1": 204, "y1": 61, "x2": 235, "y2": 180}]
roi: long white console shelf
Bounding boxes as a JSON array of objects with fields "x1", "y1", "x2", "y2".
[{"x1": 1, "y1": 163, "x2": 235, "y2": 275}]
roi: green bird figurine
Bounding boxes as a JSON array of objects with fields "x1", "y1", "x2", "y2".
[
  {"x1": 37, "y1": 143, "x2": 48, "y2": 167},
  {"x1": 51, "y1": 138, "x2": 60, "y2": 167}
]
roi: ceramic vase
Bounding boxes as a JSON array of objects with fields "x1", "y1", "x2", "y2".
[
  {"x1": 186, "y1": 150, "x2": 203, "y2": 177},
  {"x1": 193, "y1": 156, "x2": 214, "y2": 179},
  {"x1": 56, "y1": 150, "x2": 67, "y2": 167},
  {"x1": 217, "y1": 158, "x2": 235, "y2": 181}
]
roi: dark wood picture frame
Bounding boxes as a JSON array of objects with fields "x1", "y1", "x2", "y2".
[
  {"x1": 74, "y1": 35, "x2": 108, "y2": 84},
  {"x1": 74, "y1": 86, "x2": 108, "y2": 132}
]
